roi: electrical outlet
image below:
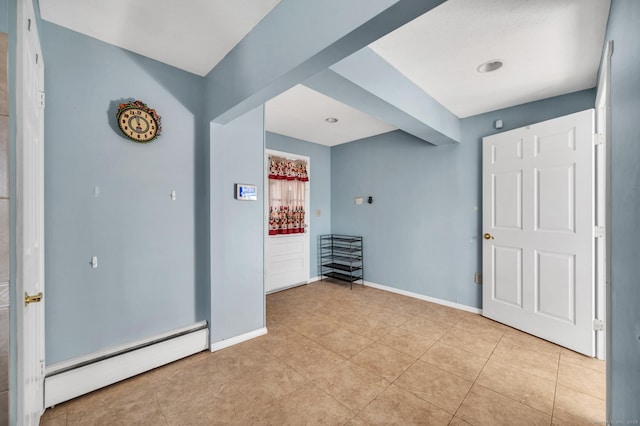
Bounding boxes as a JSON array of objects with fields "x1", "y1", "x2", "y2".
[{"x1": 474, "y1": 272, "x2": 482, "y2": 284}]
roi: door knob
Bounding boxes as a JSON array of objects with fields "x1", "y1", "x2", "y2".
[
  {"x1": 483, "y1": 233, "x2": 494, "y2": 240},
  {"x1": 25, "y1": 292, "x2": 43, "y2": 305}
]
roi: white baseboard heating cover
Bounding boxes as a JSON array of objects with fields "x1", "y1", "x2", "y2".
[{"x1": 44, "y1": 321, "x2": 208, "y2": 408}]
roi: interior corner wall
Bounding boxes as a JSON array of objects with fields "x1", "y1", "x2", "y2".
[
  {"x1": 603, "y1": 0, "x2": 640, "y2": 422},
  {"x1": 210, "y1": 106, "x2": 265, "y2": 344},
  {"x1": 41, "y1": 22, "x2": 207, "y2": 364},
  {"x1": 265, "y1": 132, "x2": 331, "y2": 278},
  {"x1": 330, "y1": 89, "x2": 595, "y2": 309}
]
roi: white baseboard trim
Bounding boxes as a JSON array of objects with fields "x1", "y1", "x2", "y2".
[
  {"x1": 210, "y1": 327, "x2": 267, "y2": 352},
  {"x1": 266, "y1": 276, "x2": 323, "y2": 295},
  {"x1": 364, "y1": 281, "x2": 482, "y2": 315},
  {"x1": 44, "y1": 323, "x2": 209, "y2": 408},
  {"x1": 266, "y1": 281, "x2": 307, "y2": 295}
]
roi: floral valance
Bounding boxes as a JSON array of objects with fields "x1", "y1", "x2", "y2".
[{"x1": 268, "y1": 156, "x2": 309, "y2": 182}]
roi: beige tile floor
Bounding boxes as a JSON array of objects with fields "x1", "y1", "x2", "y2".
[{"x1": 40, "y1": 280, "x2": 606, "y2": 425}]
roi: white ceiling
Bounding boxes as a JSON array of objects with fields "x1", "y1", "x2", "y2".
[
  {"x1": 38, "y1": 0, "x2": 281, "y2": 77},
  {"x1": 265, "y1": 85, "x2": 396, "y2": 146},
  {"x1": 39, "y1": 0, "x2": 611, "y2": 144},
  {"x1": 370, "y1": 0, "x2": 611, "y2": 118}
]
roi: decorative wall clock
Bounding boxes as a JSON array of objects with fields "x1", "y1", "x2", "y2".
[{"x1": 116, "y1": 100, "x2": 162, "y2": 143}]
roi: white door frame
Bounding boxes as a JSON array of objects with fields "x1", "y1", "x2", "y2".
[
  {"x1": 594, "y1": 40, "x2": 613, "y2": 361},
  {"x1": 16, "y1": 0, "x2": 46, "y2": 422},
  {"x1": 264, "y1": 149, "x2": 311, "y2": 294}
]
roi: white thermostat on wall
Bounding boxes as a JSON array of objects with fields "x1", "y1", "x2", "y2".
[{"x1": 235, "y1": 183, "x2": 257, "y2": 201}]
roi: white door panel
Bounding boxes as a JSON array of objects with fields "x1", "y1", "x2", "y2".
[
  {"x1": 492, "y1": 171, "x2": 522, "y2": 230},
  {"x1": 492, "y1": 245, "x2": 523, "y2": 308},
  {"x1": 483, "y1": 109, "x2": 595, "y2": 356},
  {"x1": 535, "y1": 165, "x2": 575, "y2": 232},
  {"x1": 535, "y1": 250, "x2": 575, "y2": 322},
  {"x1": 267, "y1": 234, "x2": 308, "y2": 291},
  {"x1": 270, "y1": 237, "x2": 306, "y2": 275}
]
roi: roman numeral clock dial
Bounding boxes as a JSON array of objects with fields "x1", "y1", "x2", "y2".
[{"x1": 116, "y1": 100, "x2": 162, "y2": 143}]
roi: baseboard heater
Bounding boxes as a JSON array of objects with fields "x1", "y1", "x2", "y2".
[{"x1": 44, "y1": 321, "x2": 209, "y2": 408}]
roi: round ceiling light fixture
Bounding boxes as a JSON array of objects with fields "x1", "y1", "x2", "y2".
[
  {"x1": 477, "y1": 60, "x2": 504, "y2": 73},
  {"x1": 325, "y1": 117, "x2": 339, "y2": 123}
]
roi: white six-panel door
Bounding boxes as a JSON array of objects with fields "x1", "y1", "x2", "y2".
[
  {"x1": 482, "y1": 109, "x2": 595, "y2": 356},
  {"x1": 16, "y1": 0, "x2": 46, "y2": 422}
]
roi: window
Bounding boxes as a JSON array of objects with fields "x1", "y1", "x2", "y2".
[{"x1": 267, "y1": 155, "x2": 308, "y2": 235}]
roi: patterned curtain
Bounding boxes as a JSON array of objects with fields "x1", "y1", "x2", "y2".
[{"x1": 268, "y1": 155, "x2": 308, "y2": 235}]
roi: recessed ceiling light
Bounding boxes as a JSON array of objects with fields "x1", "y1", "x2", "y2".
[
  {"x1": 477, "y1": 60, "x2": 504, "y2": 73},
  {"x1": 325, "y1": 117, "x2": 339, "y2": 123}
]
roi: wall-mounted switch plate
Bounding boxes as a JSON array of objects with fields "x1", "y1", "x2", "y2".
[
  {"x1": 170, "y1": 190, "x2": 176, "y2": 201},
  {"x1": 90, "y1": 256, "x2": 98, "y2": 269},
  {"x1": 474, "y1": 272, "x2": 482, "y2": 284}
]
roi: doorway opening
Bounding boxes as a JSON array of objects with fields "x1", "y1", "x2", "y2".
[{"x1": 264, "y1": 149, "x2": 311, "y2": 294}]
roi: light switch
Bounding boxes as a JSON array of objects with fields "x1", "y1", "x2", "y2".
[
  {"x1": 170, "y1": 190, "x2": 176, "y2": 201},
  {"x1": 90, "y1": 256, "x2": 98, "y2": 269}
]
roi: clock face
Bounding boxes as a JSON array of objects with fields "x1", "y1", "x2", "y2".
[
  {"x1": 117, "y1": 108, "x2": 158, "y2": 142},
  {"x1": 115, "y1": 100, "x2": 162, "y2": 143}
]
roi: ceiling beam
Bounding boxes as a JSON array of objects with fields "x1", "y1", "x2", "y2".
[
  {"x1": 205, "y1": 0, "x2": 446, "y2": 124},
  {"x1": 305, "y1": 48, "x2": 460, "y2": 145}
]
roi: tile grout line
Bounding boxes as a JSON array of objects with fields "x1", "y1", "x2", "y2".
[
  {"x1": 151, "y1": 388, "x2": 171, "y2": 426},
  {"x1": 449, "y1": 324, "x2": 506, "y2": 423},
  {"x1": 332, "y1": 304, "x2": 448, "y2": 422},
  {"x1": 307, "y1": 299, "x2": 421, "y2": 424},
  {"x1": 550, "y1": 349, "x2": 562, "y2": 425},
  {"x1": 385, "y1": 315, "x2": 480, "y2": 422},
  {"x1": 349, "y1": 355, "x2": 418, "y2": 423},
  {"x1": 412, "y1": 316, "x2": 489, "y2": 383},
  {"x1": 473, "y1": 331, "x2": 562, "y2": 422}
]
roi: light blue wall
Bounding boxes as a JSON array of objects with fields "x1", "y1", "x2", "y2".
[
  {"x1": 0, "y1": 0, "x2": 7, "y2": 33},
  {"x1": 331, "y1": 89, "x2": 595, "y2": 309},
  {"x1": 604, "y1": 0, "x2": 640, "y2": 421},
  {"x1": 210, "y1": 106, "x2": 265, "y2": 343},
  {"x1": 265, "y1": 132, "x2": 331, "y2": 278},
  {"x1": 41, "y1": 22, "x2": 207, "y2": 364}
]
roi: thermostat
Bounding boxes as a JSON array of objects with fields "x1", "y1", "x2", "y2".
[{"x1": 235, "y1": 184, "x2": 257, "y2": 201}]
